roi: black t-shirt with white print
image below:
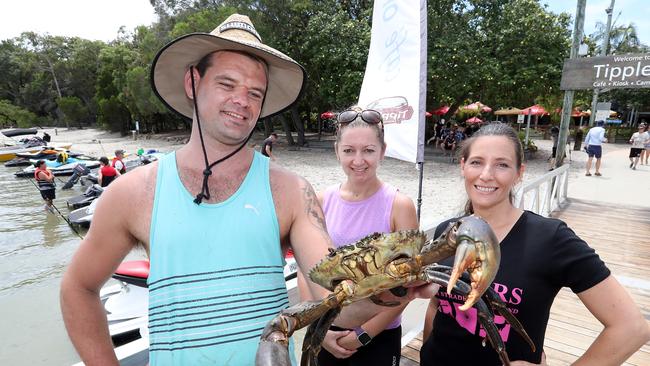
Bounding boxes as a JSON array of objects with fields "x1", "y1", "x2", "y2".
[{"x1": 420, "y1": 211, "x2": 610, "y2": 365}]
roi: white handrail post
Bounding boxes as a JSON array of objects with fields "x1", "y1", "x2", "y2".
[{"x1": 517, "y1": 165, "x2": 570, "y2": 217}]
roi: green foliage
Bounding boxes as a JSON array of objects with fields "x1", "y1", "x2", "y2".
[
  {"x1": 536, "y1": 94, "x2": 562, "y2": 124},
  {"x1": 97, "y1": 96, "x2": 131, "y2": 133},
  {"x1": 517, "y1": 130, "x2": 538, "y2": 152},
  {"x1": 298, "y1": 9, "x2": 371, "y2": 112},
  {"x1": 57, "y1": 96, "x2": 89, "y2": 127},
  {"x1": 170, "y1": 7, "x2": 238, "y2": 37},
  {"x1": 0, "y1": 99, "x2": 39, "y2": 127},
  {"x1": 456, "y1": 107, "x2": 480, "y2": 120},
  {"x1": 2, "y1": 0, "x2": 641, "y2": 134},
  {"x1": 426, "y1": 0, "x2": 570, "y2": 114},
  {"x1": 613, "y1": 127, "x2": 634, "y2": 140}
]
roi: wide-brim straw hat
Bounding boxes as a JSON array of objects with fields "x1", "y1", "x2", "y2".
[{"x1": 151, "y1": 14, "x2": 305, "y2": 119}]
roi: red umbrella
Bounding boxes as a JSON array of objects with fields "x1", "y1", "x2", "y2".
[
  {"x1": 320, "y1": 111, "x2": 335, "y2": 119},
  {"x1": 466, "y1": 116, "x2": 483, "y2": 124},
  {"x1": 461, "y1": 101, "x2": 492, "y2": 113},
  {"x1": 425, "y1": 111, "x2": 432, "y2": 117},
  {"x1": 431, "y1": 106, "x2": 450, "y2": 115},
  {"x1": 570, "y1": 108, "x2": 588, "y2": 117},
  {"x1": 520, "y1": 104, "x2": 548, "y2": 116}
]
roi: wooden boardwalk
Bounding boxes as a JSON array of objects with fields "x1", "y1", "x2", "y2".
[{"x1": 401, "y1": 198, "x2": 650, "y2": 366}]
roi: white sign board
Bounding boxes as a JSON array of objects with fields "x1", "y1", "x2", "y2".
[
  {"x1": 595, "y1": 110, "x2": 610, "y2": 122},
  {"x1": 560, "y1": 53, "x2": 650, "y2": 90},
  {"x1": 517, "y1": 114, "x2": 525, "y2": 124}
]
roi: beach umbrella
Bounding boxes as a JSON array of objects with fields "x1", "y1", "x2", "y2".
[
  {"x1": 581, "y1": 110, "x2": 618, "y2": 117},
  {"x1": 570, "y1": 108, "x2": 587, "y2": 118},
  {"x1": 494, "y1": 107, "x2": 522, "y2": 116},
  {"x1": 431, "y1": 106, "x2": 450, "y2": 115},
  {"x1": 466, "y1": 116, "x2": 483, "y2": 124},
  {"x1": 520, "y1": 105, "x2": 548, "y2": 147},
  {"x1": 520, "y1": 104, "x2": 548, "y2": 116},
  {"x1": 320, "y1": 111, "x2": 335, "y2": 119},
  {"x1": 461, "y1": 101, "x2": 492, "y2": 113},
  {"x1": 425, "y1": 111, "x2": 432, "y2": 117}
]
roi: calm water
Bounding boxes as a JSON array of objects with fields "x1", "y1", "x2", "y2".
[{"x1": 0, "y1": 163, "x2": 90, "y2": 365}]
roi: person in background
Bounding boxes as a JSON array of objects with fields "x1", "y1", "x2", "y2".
[
  {"x1": 548, "y1": 125, "x2": 560, "y2": 170},
  {"x1": 60, "y1": 14, "x2": 386, "y2": 365},
  {"x1": 420, "y1": 123, "x2": 649, "y2": 366},
  {"x1": 34, "y1": 159, "x2": 56, "y2": 212},
  {"x1": 260, "y1": 132, "x2": 278, "y2": 160},
  {"x1": 628, "y1": 123, "x2": 649, "y2": 170},
  {"x1": 112, "y1": 149, "x2": 126, "y2": 174},
  {"x1": 42, "y1": 132, "x2": 51, "y2": 143},
  {"x1": 583, "y1": 120, "x2": 607, "y2": 176},
  {"x1": 441, "y1": 124, "x2": 459, "y2": 157},
  {"x1": 97, "y1": 156, "x2": 121, "y2": 187},
  {"x1": 454, "y1": 125, "x2": 467, "y2": 144},
  {"x1": 297, "y1": 106, "x2": 419, "y2": 365},
  {"x1": 427, "y1": 118, "x2": 445, "y2": 146},
  {"x1": 644, "y1": 123, "x2": 650, "y2": 165}
]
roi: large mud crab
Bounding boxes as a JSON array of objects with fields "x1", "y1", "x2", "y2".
[{"x1": 256, "y1": 216, "x2": 534, "y2": 366}]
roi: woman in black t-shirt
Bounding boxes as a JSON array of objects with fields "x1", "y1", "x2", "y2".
[{"x1": 420, "y1": 123, "x2": 649, "y2": 365}]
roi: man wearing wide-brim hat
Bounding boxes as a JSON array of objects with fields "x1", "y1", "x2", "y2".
[{"x1": 61, "y1": 13, "x2": 357, "y2": 365}]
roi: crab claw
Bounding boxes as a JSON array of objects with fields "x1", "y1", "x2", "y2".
[{"x1": 447, "y1": 216, "x2": 501, "y2": 311}]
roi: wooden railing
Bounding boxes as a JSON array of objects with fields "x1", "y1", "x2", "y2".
[{"x1": 514, "y1": 164, "x2": 569, "y2": 217}]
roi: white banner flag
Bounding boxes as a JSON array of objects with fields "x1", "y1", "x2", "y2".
[{"x1": 358, "y1": 0, "x2": 427, "y2": 163}]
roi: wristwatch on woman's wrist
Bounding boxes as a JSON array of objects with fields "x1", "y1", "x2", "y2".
[{"x1": 353, "y1": 326, "x2": 372, "y2": 346}]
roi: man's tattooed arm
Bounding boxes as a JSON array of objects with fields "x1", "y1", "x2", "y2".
[{"x1": 299, "y1": 177, "x2": 333, "y2": 246}]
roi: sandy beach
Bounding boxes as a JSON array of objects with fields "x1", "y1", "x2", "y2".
[{"x1": 39, "y1": 126, "x2": 582, "y2": 229}]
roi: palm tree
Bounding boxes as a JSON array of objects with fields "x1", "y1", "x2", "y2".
[{"x1": 590, "y1": 20, "x2": 646, "y2": 54}]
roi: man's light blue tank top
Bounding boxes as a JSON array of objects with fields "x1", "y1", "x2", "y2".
[{"x1": 148, "y1": 151, "x2": 293, "y2": 365}]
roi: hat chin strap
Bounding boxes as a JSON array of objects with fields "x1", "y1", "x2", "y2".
[{"x1": 189, "y1": 65, "x2": 254, "y2": 205}]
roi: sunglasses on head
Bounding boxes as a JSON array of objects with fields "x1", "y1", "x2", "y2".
[{"x1": 337, "y1": 109, "x2": 383, "y2": 126}]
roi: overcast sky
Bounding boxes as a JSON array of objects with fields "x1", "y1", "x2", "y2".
[
  {"x1": 0, "y1": 0, "x2": 157, "y2": 42},
  {"x1": 543, "y1": 0, "x2": 649, "y2": 46},
  {"x1": 1, "y1": 1, "x2": 647, "y2": 47}
]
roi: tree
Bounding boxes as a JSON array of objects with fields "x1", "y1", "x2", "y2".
[
  {"x1": 427, "y1": 0, "x2": 571, "y2": 116},
  {"x1": 97, "y1": 96, "x2": 131, "y2": 133},
  {"x1": 66, "y1": 39, "x2": 106, "y2": 124},
  {"x1": 0, "y1": 0, "x2": 579, "y2": 134},
  {"x1": 57, "y1": 96, "x2": 89, "y2": 128},
  {"x1": 95, "y1": 45, "x2": 138, "y2": 133},
  {"x1": 591, "y1": 21, "x2": 645, "y2": 55},
  {"x1": 0, "y1": 100, "x2": 39, "y2": 128}
]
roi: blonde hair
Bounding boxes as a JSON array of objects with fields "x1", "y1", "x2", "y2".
[{"x1": 334, "y1": 106, "x2": 385, "y2": 149}]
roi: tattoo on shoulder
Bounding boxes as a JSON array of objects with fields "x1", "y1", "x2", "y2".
[{"x1": 300, "y1": 177, "x2": 331, "y2": 241}]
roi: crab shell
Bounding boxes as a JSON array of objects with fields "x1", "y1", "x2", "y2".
[{"x1": 308, "y1": 230, "x2": 427, "y2": 298}]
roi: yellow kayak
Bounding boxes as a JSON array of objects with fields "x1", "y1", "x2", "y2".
[{"x1": 0, "y1": 143, "x2": 73, "y2": 162}]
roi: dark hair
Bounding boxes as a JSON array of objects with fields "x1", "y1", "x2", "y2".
[
  {"x1": 335, "y1": 106, "x2": 385, "y2": 148},
  {"x1": 458, "y1": 123, "x2": 523, "y2": 214},
  {"x1": 195, "y1": 50, "x2": 269, "y2": 82},
  {"x1": 269, "y1": 132, "x2": 278, "y2": 138},
  {"x1": 34, "y1": 159, "x2": 45, "y2": 168},
  {"x1": 99, "y1": 156, "x2": 109, "y2": 165}
]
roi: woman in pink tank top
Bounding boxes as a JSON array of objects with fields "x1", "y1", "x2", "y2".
[{"x1": 298, "y1": 106, "x2": 418, "y2": 365}]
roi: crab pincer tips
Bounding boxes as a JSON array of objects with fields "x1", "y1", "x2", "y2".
[{"x1": 448, "y1": 239, "x2": 481, "y2": 310}]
